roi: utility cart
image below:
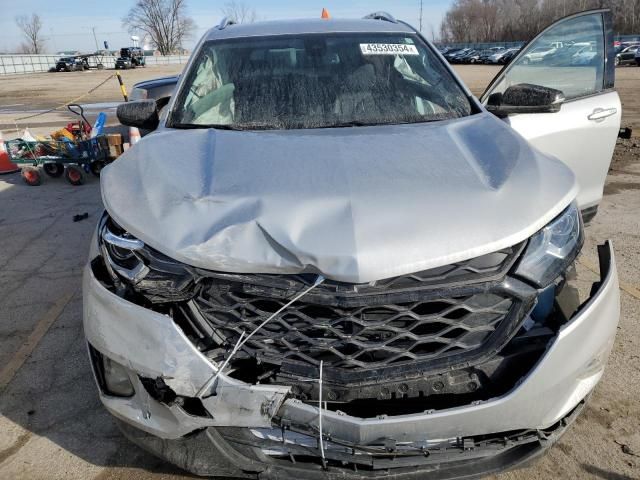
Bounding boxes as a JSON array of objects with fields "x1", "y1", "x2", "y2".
[
  {"x1": 4, "y1": 104, "x2": 111, "y2": 186},
  {"x1": 5, "y1": 135, "x2": 110, "y2": 186}
]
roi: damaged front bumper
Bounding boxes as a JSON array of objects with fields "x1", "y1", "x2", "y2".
[{"x1": 83, "y1": 242, "x2": 620, "y2": 478}]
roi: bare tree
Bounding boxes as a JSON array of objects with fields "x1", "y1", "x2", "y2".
[
  {"x1": 15, "y1": 14, "x2": 45, "y2": 54},
  {"x1": 440, "y1": 0, "x2": 639, "y2": 43},
  {"x1": 221, "y1": 1, "x2": 257, "y2": 24},
  {"x1": 123, "y1": 0, "x2": 195, "y2": 55}
]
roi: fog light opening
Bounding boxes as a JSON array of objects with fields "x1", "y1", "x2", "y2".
[{"x1": 103, "y1": 356, "x2": 135, "y2": 397}]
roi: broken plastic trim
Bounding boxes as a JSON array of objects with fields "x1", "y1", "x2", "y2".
[
  {"x1": 91, "y1": 212, "x2": 592, "y2": 419},
  {"x1": 228, "y1": 402, "x2": 585, "y2": 471},
  {"x1": 113, "y1": 400, "x2": 586, "y2": 478},
  {"x1": 195, "y1": 274, "x2": 325, "y2": 399}
]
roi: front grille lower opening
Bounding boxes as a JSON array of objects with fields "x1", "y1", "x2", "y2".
[{"x1": 174, "y1": 243, "x2": 541, "y2": 412}]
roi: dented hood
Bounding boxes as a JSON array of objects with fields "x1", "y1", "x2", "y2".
[{"x1": 101, "y1": 113, "x2": 577, "y2": 283}]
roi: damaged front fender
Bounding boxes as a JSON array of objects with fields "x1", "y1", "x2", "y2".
[{"x1": 83, "y1": 263, "x2": 290, "y2": 437}]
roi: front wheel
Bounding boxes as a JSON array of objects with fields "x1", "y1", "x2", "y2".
[
  {"x1": 615, "y1": 57, "x2": 620, "y2": 66},
  {"x1": 22, "y1": 167, "x2": 42, "y2": 186},
  {"x1": 43, "y1": 163, "x2": 64, "y2": 178},
  {"x1": 90, "y1": 161, "x2": 106, "y2": 177},
  {"x1": 64, "y1": 165, "x2": 85, "y2": 186}
]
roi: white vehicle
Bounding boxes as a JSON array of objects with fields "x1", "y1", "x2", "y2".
[
  {"x1": 521, "y1": 45, "x2": 557, "y2": 64},
  {"x1": 86, "y1": 9, "x2": 621, "y2": 478},
  {"x1": 571, "y1": 44, "x2": 598, "y2": 64}
]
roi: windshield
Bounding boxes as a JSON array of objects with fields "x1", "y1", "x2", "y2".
[{"x1": 169, "y1": 33, "x2": 472, "y2": 130}]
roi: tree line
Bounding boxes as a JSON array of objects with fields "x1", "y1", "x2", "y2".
[
  {"x1": 13, "y1": 0, "x2": 257, "y2": 55},
  {"x1": 439, "y1": 0, "x2": 640, "y2": 43}
]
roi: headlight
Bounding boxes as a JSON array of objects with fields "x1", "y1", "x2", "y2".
[
  {"x1": 97, "y1": 213, "x2": 195, "y2": 303},
  {"x1": 99, "y1": 216, "x2": 149, "y2": 284},
  {"x1": 515, "y1": 202, "x2": 583, "y2": 287},
  {"x1": 102, "y1": 356, "x2": 135, "y2": 397}
]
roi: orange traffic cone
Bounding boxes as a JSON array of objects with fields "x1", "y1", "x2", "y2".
[
  {"x1": 129, "y1": 126, "x2": 141, "y2": 145},
  {"x1": 321, "y1": 8, "x2": 331, "y2": 19},
  {"x1": 0, "y1": 131, "x2": 20, "y2": 175}
]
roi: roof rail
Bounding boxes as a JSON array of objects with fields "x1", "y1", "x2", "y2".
[
  {"x1": 363, "y1": 12, "x2": 398, "y2": 24},
  {"x1": 217, "y1": 17, "x2": 237, "y2": 30}
]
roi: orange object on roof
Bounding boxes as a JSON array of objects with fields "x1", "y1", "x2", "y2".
[{"x1": 321, "y1": 8, "x2": 330, "y2": 19}]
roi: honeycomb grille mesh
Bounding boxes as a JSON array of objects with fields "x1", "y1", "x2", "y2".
[
  {"x1": 191, "y1": 245, "x2": 522, "y2": 372},
  {"x1": 195, "y1": 290, "x2": 513, "y2": 369}
]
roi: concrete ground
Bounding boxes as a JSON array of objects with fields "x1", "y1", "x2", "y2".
[{"x1": 0, "y1": 65, "x2": 638, "y2": 480}]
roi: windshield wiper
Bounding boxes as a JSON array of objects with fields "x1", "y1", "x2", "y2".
[
  {"x1": 172, "y1": 122, "x2": 280, "y2": 131},
  {"x1": 321, "y1": 121, "x2": 375, "y2": 129},
  {"x1": 172, "y1": 123, "x2": 241, "y2": 130}
]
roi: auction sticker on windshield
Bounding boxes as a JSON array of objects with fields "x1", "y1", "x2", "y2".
[{"x1": 360, "y1": 44, "x2": 419, "y2": 55}]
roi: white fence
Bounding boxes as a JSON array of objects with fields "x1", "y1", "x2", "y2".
[{"x1": 0, "y1": 54, "x2": 189, "y2": 75}]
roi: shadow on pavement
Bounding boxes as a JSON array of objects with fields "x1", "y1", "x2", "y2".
[
  {"x1": 581, "y1": 464, "x2": 636, "y2": 480},
  {"x1": 0, "y1": 170, "x2": 192, "y2": 478}
]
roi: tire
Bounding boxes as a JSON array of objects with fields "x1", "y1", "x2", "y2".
[
  {"x1": 43, "y1": 163, "x2": 64, "y2": 178},
  {"x1": 90, "y1": 161, "x2": 106, "y2": 177},
  {"x1": 97, "y1": 64, "x2": 104, "y2": 70},
  {"x1": 615, "y1": 57, "x2": 620, "y2": 66},
  {"x1": 64, "y1": 165, "x2": 85, "y2": 186},
  {"x1": 22, "y1": 167, "x2": 42, "y2": 186}
]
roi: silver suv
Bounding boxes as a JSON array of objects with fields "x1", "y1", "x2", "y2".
[{"x1": 84, "y1": 10, "x2": 621, "y2": 479}]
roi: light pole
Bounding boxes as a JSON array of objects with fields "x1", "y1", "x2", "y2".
[
  {"x1": 419, "y1": 0, "x2": 424, "y2": 32},
  {"x1": 92, "y1": 27, "x2": 99, "y2": 51}
]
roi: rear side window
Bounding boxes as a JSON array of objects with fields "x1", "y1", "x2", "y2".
[
  {"x1": 170, "y1": 33, "x2": 472, "y2": 130},
  {"x1": 490, "y1": 14, "x2": 605, "y2": 101}
]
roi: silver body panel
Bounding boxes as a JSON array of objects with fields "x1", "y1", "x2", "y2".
[
  {"x1": 501, "y1": 91, "x2": 621, "y2": 210},
  {"x1": 101, "y1": 113, "x2": 577, "y2": 284},
  {"x1": 87, "y1": 13, "x2": 623, "y2": 474},
  {"x1": 84, "y1": 243, "x2": 619, "y2": 442}
]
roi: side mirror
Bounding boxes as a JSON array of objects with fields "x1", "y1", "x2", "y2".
[
  {"x1": 116, "y1": 100, "x2": 159, "y2": 130},
  {"x1": 486, "y1": 83, "x2": 565, "y2": 117}
]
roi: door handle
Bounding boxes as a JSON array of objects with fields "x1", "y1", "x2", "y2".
[{"x1": 588, "y1": 108, "x2": 617, "y2": 122}]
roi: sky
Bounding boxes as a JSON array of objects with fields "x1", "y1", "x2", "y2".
[{"x1": 0, "y1": 0, "x2": 451, "y2": 54}]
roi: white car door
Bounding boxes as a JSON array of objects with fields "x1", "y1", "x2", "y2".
[{"x1": 481, "y1": 9, "x2": 621, "y2": 220}]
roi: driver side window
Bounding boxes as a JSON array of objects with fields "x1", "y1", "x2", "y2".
[{"x1": 491, "y1": 14, "x2": 605, "y2": 101}]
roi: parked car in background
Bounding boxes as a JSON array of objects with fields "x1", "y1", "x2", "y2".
[
  {"x1": 486, "y1": 47, "x2": 520, "y2": 64},
  {"x1": 115, "y1": 47, "x2": 146, "y2": 69},
  {"x1": 499, "y1": 47, "x2": 521, "y2": 64},
  {"x1": 615, "y1": 42, "x2": 639, "y2": 54},
  {"x1": 465, "y1": 49, "x2": 494, "y2": 63},
  {"x1": 521, "y1": 45, "x2": 557, "y2": 63},
  {"x1": 636, "y1": 47, "x2": 640, "y2": 65},
  {"x1": 616, "y1": 44, "x2": 640, "y2": 65},
  {"x1": 455, "y1": 49, "x2": 479, "y2": 63},
  {"x1": 574, "y1": 45, "x2": 598, "y2": 65},
  {"x1": 444, "y1": 47, "x2": 471, "y2": 62},
  {"x1": 129, "y1": 75, "x2": 180, "y2": 114},
  {"x1": 54, "y1": 56, "x2": 88, "y2": 72}
]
